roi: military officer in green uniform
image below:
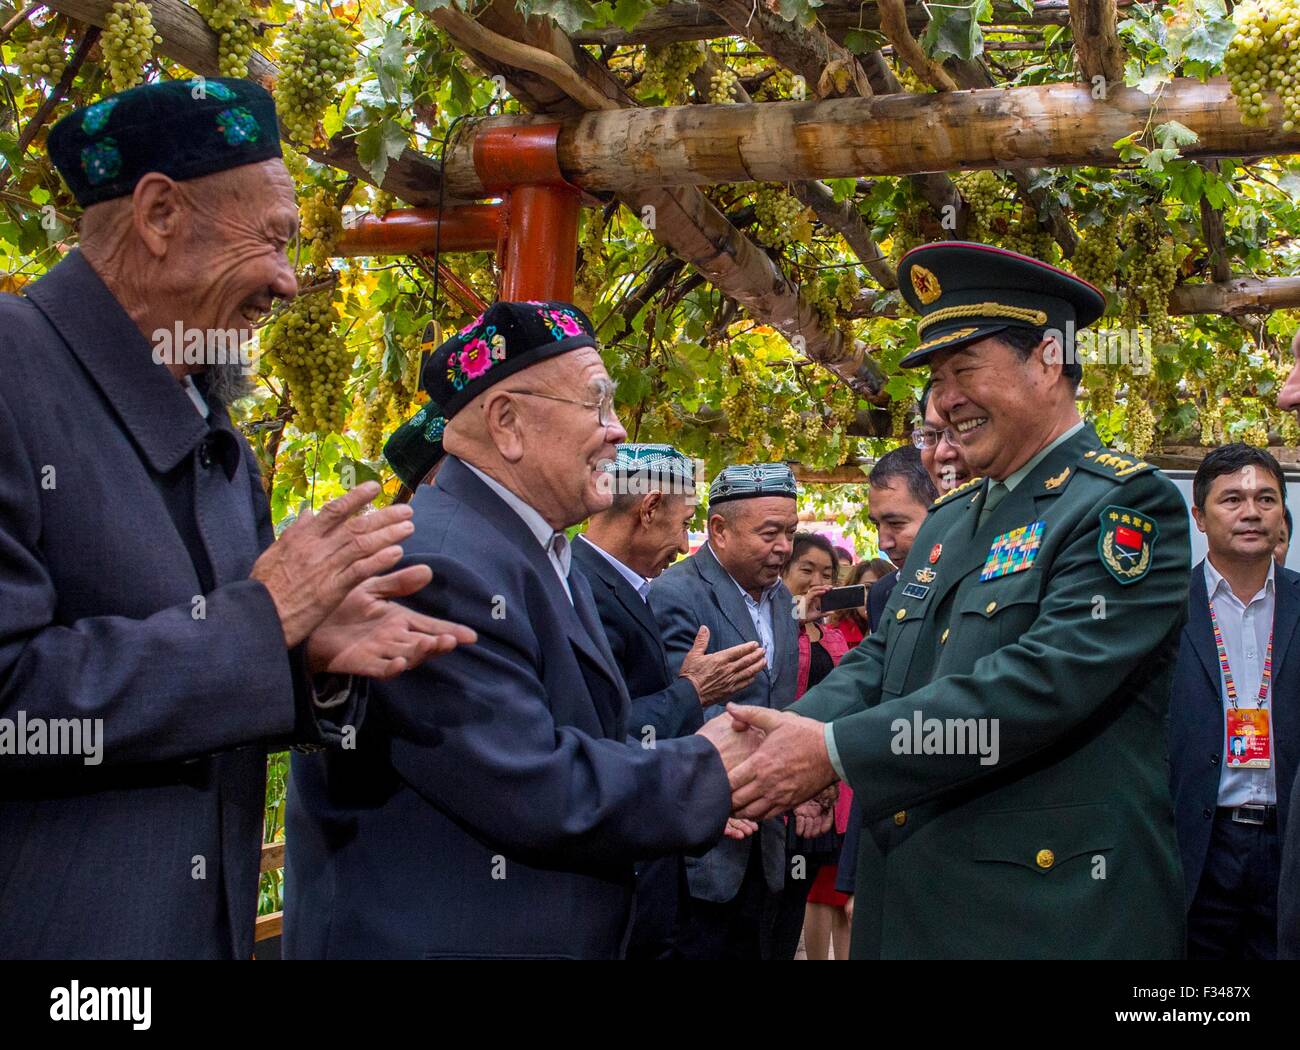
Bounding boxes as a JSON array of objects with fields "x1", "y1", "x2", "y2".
[{"x1": 725, "y1": 242, "x2": 1191, "y2": 959}]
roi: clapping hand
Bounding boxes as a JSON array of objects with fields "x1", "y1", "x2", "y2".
[{"x1": 306, "y1": 564, "x2": 477, "y2": 678}]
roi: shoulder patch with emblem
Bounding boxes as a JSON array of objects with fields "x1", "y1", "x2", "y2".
[
  {"x1": 1077, "y1": 449, "x2": 1159, "y2": 483},
  {"x1": 929, "y1": 475, "x2": 983, "y2": 511},
  {"x1": 1098, "y1": 505, "x2": 1158, "y2": 585}
]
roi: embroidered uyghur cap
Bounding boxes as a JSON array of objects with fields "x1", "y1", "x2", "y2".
[
  {"x1": 383, "y1": 402, "x2": 447, "y2": 489},
  {"x1": 603, "y1": 443, "x2": 698, "y2": 495},
  {"x1": 420, "y1": 300, "x2": 598, "y2": 419},
  {"x1": 48, "y1": 78, "x2": 282, "y2": 207},
  {"x1": 897, "y1": 241, "x2": 1105, "y2": 368},
  {"x1": 708, "y1": 463, "x2": 798, "y2": 506}
]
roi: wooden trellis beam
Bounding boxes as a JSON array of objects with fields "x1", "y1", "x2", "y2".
[
  {"x1": 431, "y1": 79, "x2": 1300, "y2": 199},
  {"x1": 570, "y1": 0, "x2": 1096, "y2": 47},
  {"x1": 44, "y1": 0, "x2": 451, "y2": 204}
]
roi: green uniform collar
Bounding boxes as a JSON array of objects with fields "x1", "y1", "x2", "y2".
[{"x1": 1000, "y1": 420, "x2": 1086, "y2": 492}]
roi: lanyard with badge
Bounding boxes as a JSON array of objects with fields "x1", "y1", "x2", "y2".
[{"x1": 1208, "y1": 599, "x2": 1273, "y2": 769}]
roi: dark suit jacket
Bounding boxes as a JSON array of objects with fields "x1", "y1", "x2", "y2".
[
  {"x1": 1169, "y1": 560, "x2": 1300, "y2": 907},
  {"x1": 571, "y1": 534, "x2": 702, "y2": 957},
  {"x1": 284, "y1": 458, "x2": 731, "y2": 959},
  {"x1": 867, "y1": 571, "x2": 899, "y2": 634},
  {"x1": 649, "y1": 542, "x2": 799, "y2": 902},
  {"x1": 572, "y1": 535, "x2": 702, "y2": 740},
  {"x1": 0, "y1": 251, "x2": 350, "y2": 960}
]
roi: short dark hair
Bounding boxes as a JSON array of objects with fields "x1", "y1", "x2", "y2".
[
  {"x1": 998, "y1": 325, "x2": 1082, "y2": 388},
  {"x1": 1192, "y1": 443, "x2": 1287, "y2": 511},
  {"x1": 918, "y1": 379, "x2": 932, "y2": 419},
  {"x1": 789, "y1": 532, "x2": 839, "y2": 580},
  {"x1": 1286, "y1": 506, "x2": 1294, "y2": 538},
  {"x1": 869, "y1": 444, "x2": 938, "y2": 507}
]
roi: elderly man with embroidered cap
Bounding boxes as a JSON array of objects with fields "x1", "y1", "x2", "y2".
[
  {"x1": 574, "y1": 443, "x2": 769, "y2": 958},
  {"x1": 0, "y1": 80, "x2": 474, "y2": 960},
  {"x1": 285, "y1": 302, "x2": 759, "y2": 959},
  {"x1": 722, "y1": 242, "x2": 1192, "y2": 959},
  {"x1": 648, "y1": 463, "x2": 802, "y2": 959}
]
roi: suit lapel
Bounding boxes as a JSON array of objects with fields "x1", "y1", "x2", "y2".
[
  {"x1": 1185, "y1": 563, "x2": 1221, "y2": 694},
  {"x1": 440, "y1": 460, "x2": 627, "y2": 701},
  {"x1": 573, "y1": 536, "x2": 664, "y2": 662},
  {"x1": 1271, "y1": 570, "x2": 1300, "y2": 683},
  {"x1": 695, "y1": 544, "x2": 763, "y2": 649},
  {"x1": 570, "y1": 570, "x2": 632, "y2": 736}
]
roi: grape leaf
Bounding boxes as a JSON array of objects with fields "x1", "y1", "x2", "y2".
[
  {"x1": 610, "y1": 0, "x2": 654, "y2": 30},
  {"x1": 526, "y1": 0, "x2": 599, "y2": 33},
  {"x1": 921, "y1": 1, "x2": 986, "y2": 62},
  {"x1": 355, "y1": 118, "x2": 409, "y2": 186}
]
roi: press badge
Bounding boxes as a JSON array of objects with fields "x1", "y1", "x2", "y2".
[{"x1": 1225, "y1": 708, "x2": 1271, "y2": 769}]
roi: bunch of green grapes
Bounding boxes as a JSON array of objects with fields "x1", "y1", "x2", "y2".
[
  {"x1": 1199, "y1": 394, "x2": 1224, "y2": 446},
  {"x1": 754, "y1": 185, "x2": 811, "y2": 248},
  {"x1": 892, "y1": 62, "x2": 932, "y2": 94},
  {"x1": 1000, "y1": 206, "x2": 1056, "y2": 260},
  {"x1": 641, "y1": 41, "x2": 706, "y2": 104},
  {"x1": 803, "y1": 275, "x2": 837, "y2": 330},
  {"x1": 835, "y1": 267, "x2": 861, "y2": 312},
  {"x1": 1279, "y1": 407, "x2": 1300, "y2": 445},
  {"x1": 1071, "y1": 213, "x2": 1122, "y2": 292},
  {"x1": 709, "y1": 65, "x2": 740, "y2": 103},
  {"x1": 721, "y1": 381, "x2": 768, "y2": 459},
  {"x1": 273, "y1": 11, "x2": 355, "y2": 145},
  {"x1": 755, "y1": 68, "x2": 796, "y2": 101},
  {"x1": 261, "y1": 283, "x2": 353, "y2": 435},
  {"x1": 1123, "y1": 392, "x2": 1156, "y2": 457},
  {"x1": 1225, "y1": 0, "x2": 1300, "y2": 131},
  {"x1": 1083, "y1": 361, "x2": 1118, "y2": 414},
  {"x1": 102, "y1": 1, "x2": 161, "y2": 92},
  {"x1": 218, "y1": 19, "x2": 256, "y2": 78},
  {"x1": 16, "y1": 35, "x2": 69, "y2": 84},
  {"x1": 356, "y1": 369, "x2": 398, "y2": 458},
  {"x1": 371, "y1": 189, "x2": 396, "y2": 216},
  {"x1": 299, "y1": 188, "x2": 342, "y2": 270},
  {"x1": 890, "y1": 396, "x2": 914, "y2": 439},
  {"x1": 955, "y1": 170, "x2": 1010, "y2": 244},
  {"x1": 1241, "y1": 418, "x2": 1270, "y2": 447},
  {"x1": 1120, "y1": 210, "x2": 1179, "y2": 343}
]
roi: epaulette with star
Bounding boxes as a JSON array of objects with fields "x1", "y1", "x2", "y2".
[
  {"x1": 929, "y1": 475, "x2": 983, "y2": 510},
  {"x1": 1076, "y1": 449, "x2": 1159, "y2": 483}
]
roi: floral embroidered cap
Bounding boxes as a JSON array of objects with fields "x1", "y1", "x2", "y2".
[
  {"x1": 421, "y1": 300, "x2": 598, "y2": 419},
  {"x1": 48, "y1": 77, "x2": 282, "y2": 207},
  {"x1": 383, "y1": 402, "x2": 447, "y2": 489}
]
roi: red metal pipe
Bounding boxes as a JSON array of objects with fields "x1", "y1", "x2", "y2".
[
  {"x1": 335, "y1": 204, "x2": 504, "y2": 256},
  {"x1": 474, "y1": 125, "x2": 581, "y2": 303}
]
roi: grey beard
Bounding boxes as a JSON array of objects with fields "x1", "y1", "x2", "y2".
[{"x1": 204, "y1": 361, "x2": 255, "y2": 406}]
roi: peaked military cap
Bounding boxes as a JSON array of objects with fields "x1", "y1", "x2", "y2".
[
  {"x1": 420, "y1": 301, "x2": 598, "y2": 419},
  {"x1": 48, "y1": 78, "x2": 282, "y2": 207},
  {"x1": 897, "y1": 241, "x2": 1105, "y2": 368},
  {"x1": 708, "y1": 463, "x2": 798, "y2": 506}
]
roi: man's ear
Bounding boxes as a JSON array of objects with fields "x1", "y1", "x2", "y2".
[
  {"x1": 640, "y1": 490, "x2": 663, "y2": 526},
  {"x1": 131, "y1": 173, "x2": 186, "y2": 259},
  {"x1": 1035, "y1": 335, "x2": 1065, "y2": 384},
  {"x1": 481, "y1": 391, "x2": 527, "y2": 463},
  {"x1": 1191, "y1": 504, "x2": 1207, "y2": 535}
]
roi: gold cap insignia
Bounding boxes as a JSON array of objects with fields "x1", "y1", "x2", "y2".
[{"x1": 911, "y1": 264, "x2": 941, "y2": 305}]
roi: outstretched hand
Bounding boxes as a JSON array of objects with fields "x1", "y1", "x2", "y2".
[{"x1": 726, "y1": 704, "x2": 837, "y2": 821}]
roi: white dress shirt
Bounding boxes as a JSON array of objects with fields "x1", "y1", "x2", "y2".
[
  {"x1": 1205, "y1": 557, "x2": 1277, "y2": 806},
  {"x1": 464, "y1": 461, "x2": 573, "y2": 603},
  {"x1": 709, "y1": 542, "x2": 779, "y2": 666},
  {"x1": 578, "y1": 535, "x2": 650, "y2": 602}
]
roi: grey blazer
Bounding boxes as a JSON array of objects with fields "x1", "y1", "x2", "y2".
[{"x1": 649, "y1": 542, "x2": 799, "y2": 902}]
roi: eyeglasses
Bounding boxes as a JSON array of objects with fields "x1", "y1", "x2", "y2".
[
  {"x1": 911, "y1": 426, "x2": 958, "y2": 450},
  {"x1": 505, "y1": 381, "x2": 619, "y2": 427}
]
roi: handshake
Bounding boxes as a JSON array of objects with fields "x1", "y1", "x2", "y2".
[{"x1": 696, "y1": 704, "x2": 839, "y2": 841}]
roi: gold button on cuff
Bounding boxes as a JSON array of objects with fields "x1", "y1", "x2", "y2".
[
  {"x1": 940, "y1": 628, "x2": 950, "y2": 644},
  {"x1": 896, "y1": 608, "x2": 907, "y2": 621},
  {"x1": 985, "y1": 600, "x2": 998, "y2": 614},
  {"x1": 893, "y1": 811, "x2": 907, "y2": 827},
  {"x1": 1035, "y1": 849, "x2": 1055, "y2": 869}
]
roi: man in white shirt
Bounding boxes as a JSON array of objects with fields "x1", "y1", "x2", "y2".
[{"x1": 1169, "y1": 443, "x2": 1299, "y2": 959}]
